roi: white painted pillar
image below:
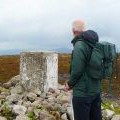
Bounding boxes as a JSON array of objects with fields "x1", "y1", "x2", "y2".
[{"x1": 20, "y1": 51, "x2": 58, "y2": 92}]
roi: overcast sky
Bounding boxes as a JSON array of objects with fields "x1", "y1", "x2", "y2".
[{"x1": 0, "y1": 0, "x2": 120, "y2": 51}]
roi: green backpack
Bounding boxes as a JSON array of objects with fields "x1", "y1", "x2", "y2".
[{"x1": 87, "y1": 42, "x2": 117, "y2": 80}]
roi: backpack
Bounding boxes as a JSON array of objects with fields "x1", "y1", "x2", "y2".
[
  {"x1": 101, "y1": 42, "x2": 117, "y2": 80},
  {"x1": 86, "y1": 42, "x2": 117, "y2": 80}
]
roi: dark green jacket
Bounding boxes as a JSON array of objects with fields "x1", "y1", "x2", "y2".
[{"x1": 68, "y1": 30, "x2": 101, "y2": 97}]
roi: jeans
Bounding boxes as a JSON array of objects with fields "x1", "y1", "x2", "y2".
[{"x1": 72, "y1": 94, "x2": 102, "y2": 120}]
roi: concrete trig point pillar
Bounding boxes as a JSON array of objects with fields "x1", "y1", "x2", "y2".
[{"x1": 20, "y1": 51, "x2": 58, "y2": 92}]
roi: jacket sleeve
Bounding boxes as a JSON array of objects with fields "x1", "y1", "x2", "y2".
[{"x1": 68, "y1": 41, "x2": 88, "y2": 88}]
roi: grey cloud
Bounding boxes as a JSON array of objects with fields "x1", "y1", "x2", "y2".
[{"x1": 0, "y1": 0, "x2": 120, "y2": 51}]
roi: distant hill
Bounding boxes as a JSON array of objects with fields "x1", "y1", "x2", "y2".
[
  {"x1": 0, "y1": 49, "x2": 21, "y2": 55},
  {"x1": 0, "y1": 47, "x2": 72, "y2": 55},
  {"x1": 53, "y1": 47, "x2": 72, "y2": 53}
]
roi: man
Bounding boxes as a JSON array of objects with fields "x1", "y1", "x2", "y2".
[{"x1": 64, "y1": 20, "x2": 102, "y2": 120}]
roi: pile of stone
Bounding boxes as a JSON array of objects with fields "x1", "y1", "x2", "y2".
[
  {"x1": 0, "y1": 75, "x2": 120, "y2": 120},
  {"x1": 102, "y1": 101, "x2": 120, "y2": 120},
  {"x1": 0, "y1": 75, "x2": 73, "y2": 120}
]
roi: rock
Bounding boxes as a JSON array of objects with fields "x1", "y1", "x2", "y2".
[
  {"x1": 67, "y1": 106, "x2": 74, "y2": 120},
  {"x1": 15, "y1": 114, "x2": 29, "y2": 120},
  {"x1": 36, "y1": 111, "x2": 56, "y2": 120},
  {"x1": 61, "y1": 113, "x2": 68, "y2": 120},
  {"x1": 0, "y1": 116, "x2": 7, "y2": 120},
  {"x1": 13, "y1": 105, "x2": 27, "y2": 115},
  {"x1": 0, "y1": 95, "x2": 6, "y2": 99},
  {"x1": 1, "y1": 91, "x2": 10, "y2": 96},
  {"x1": 102, "y1": 109, "x2": 115, "y2": 120},
  {"x1": 111, "y1": 115, "x2": 120, "y2": 120},
  {"x1": 57, "y1": 95, "x2": 71, "y2": 104},
  {"x1": 3, "y1": 75, "x2": 20, "y2": 89},
  {"x1": 112, "y1": 102, "x2": 119, "y2": 108},
  {"x1": 17, "y1": 100, "x2": 23, "y2": 105},
  {"x1": 58, "y1": 84, "x2": 64, "y2": 90},
  {"x1": 27, "y1": 106, "x2": 34, "y2": 113},
  {"x1": 40, "y1": 93, "x2": 48, "y2": 99},
  {"x1": 56, "y1": 89, "x2": 61, "y2": 95},
  {"x1": 10, "y1": 85, "x2": 23, "y2": 94},
  {"x1": 27, "y1": 93, "x2": 37, "y2": 102},
  {"x1": 48, "y1": 88, "x2": 55, "y2": 93},
  {"x1": 42, "y1": 100, "x2": 49, "y2": 106},
  {"x1": 44, "y1": 103, "x2": 54, "y2": 112},
  {"x1": 50, "y1": 111, "x2": 60, "y2": 120},
  {"x1": 0, "y1": 87, "x2": 9, "y2": 93},
  {"x1": 10, "y1": 75, "x2": 20, "y2": 86},
  {"x1": 23, "y1": 101, "x2": 31, "y2": 108},
  {"x1": 6, "y1": 94, "x2": 22, "y2": 104},
  {"x1": 33, "y1": 108, "x2": 41, "y2": 118},
  {"x1": 3, "y1": 82, "x2": 12, "y2": 89},
  {"x1": 0, "y1": 82, "x2": 2, "y2": 86},
  {"x1": 31, "y1": 100, "x2": 42, "y2": 108},
  {"x1": 33, "y1": 89, "x2": 41, "y2": 97},
  {"x1": 48, "y1": 96, "x2": 57, "y2": 104},
  {"x1": 54, "y1": 103, "x2": 67, "y2": 113}
]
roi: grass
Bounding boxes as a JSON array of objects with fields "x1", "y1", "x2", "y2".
[
  {"x1": 0, "y1": 55, "x2": 20, "y2": 83},
  {"x1": 102, "y1": 101, "x2": 120, "y2": 114},
  {"x1": 0, "y1": 54, "x2": 120, "y2": 96}
]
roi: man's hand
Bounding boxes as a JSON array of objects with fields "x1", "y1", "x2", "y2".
[{"x1": 64, "y1": 82, "x2": 71, "y2": 91}]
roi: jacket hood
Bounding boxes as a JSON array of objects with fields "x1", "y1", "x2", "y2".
[{"x1": 71, "y1": 30, "x2": 99, "y2": 48}]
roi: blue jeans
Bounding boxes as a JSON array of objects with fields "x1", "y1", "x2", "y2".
[{"x1": 72, "y1": 94, "x2": 102, "y2": 120}]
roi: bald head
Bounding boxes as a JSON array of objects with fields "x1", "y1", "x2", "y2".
[{"x1": 72, "y1": 19, "x2": 85, "y2": 37}]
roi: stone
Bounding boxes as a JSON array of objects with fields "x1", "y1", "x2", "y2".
[
  {"x1": 36, "y1": 111, "x2": 56, "y2": 120},
  {"x1": 10, "y1": 85, "x2": 23, "y2": 94},
  {"x1": 0, "y1": 82, "x2": 2, "y2": 86},
  {"x1": 33, "y1": 108, "x2": 41, "y2": 118},
  {"x1": 40, "y1": 93, "x2": 47, "y2": 99},
  {"x1": 23, "y1": 101, "x2": 31, "y2": 108},
  {"x1": 0, "y1": 87, "x2": 9, "y2": 93},
  {"x1": 48, "y1": 88, "x2": 55, "y2": 93},
  {"x1": 20, "y1": 52, "x2": 58, "y2": 92},
  {"x1": 58, "y1": 84, "x2": 64, "y2": 90},
  {"x1": 27, "y1": 106, "x2": 34, "y2": 113},
  {"x1": 67, "y1": 106, "x2": 74, "y2": 120},
  {"x1": 6, "y1": 94, "x2": 22, "y2": 104},
  {"x1": 27, "y1": 93, "x2": 37, "y2": 102},
  {"x1": 112, "y1": 102, "x2": 119, "y2": 108},
  {"x1": 42, "y1": 100, "x2": 49, "y2": 106},
  {"x1": 10, "y1": 75, "x2": 21, "y2": 86},
  {"x1": 49, "y1": 111, "x2": 60, "y2": 120},
  {"x1": 102, "y1": 109, "x2": 115, "y2": 120},
  {"x1": 44, "y1": 103, "x2": 54, "y2": 112},
  {"x1": 13, "y1": 105, "x2": 27, "y2": 115},
  {"x1": 3, "y1": 75, "x2": 20, "y2": 89},
  {"x1": 31, "y1": 100, "x2": 42, "y2": 108},
  {"x1": 0, "y1": 95, "x2": 6, "y2": 99},
  {"x1": 17, "y1": 100, "x2": 23, "y2": 105},
  {"x1": 15, "y1": 114, "x2": 29, "y2": 120},
  {"x1": 54, "y1": 103, "x2": 67, "y2": 113},
  {"x1": 33, "y1": 89, "x2": 42, "y2": 97},
  {"x1": 1, "y1": 91, "x2": 10, "y2": 96},
  {"x1": 48, "y1": 96, "x2": 57, "y2": 103},
  {"x1": 0, "y1": 116, "x2": 7, "y2": 120},
  {"x1": 111, "y1": 115, "x2": 120, "y2": 120},
  {"x1": 57, "y1": 95, "x2": 71, "y2": 104},
  {"x1": 3, "y1": 82, "x2": 12, "y2": 89},
  {"x1": 61, "y1": 113, "x2": 68, "y2": 120}
]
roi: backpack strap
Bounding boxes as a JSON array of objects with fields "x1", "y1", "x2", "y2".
[
  {"x1": 86, "y1": 45, "x2": 93, "y2": 64},
  {"x1": 81, "y1": 42, "x2": 94, "y2": 94}
]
